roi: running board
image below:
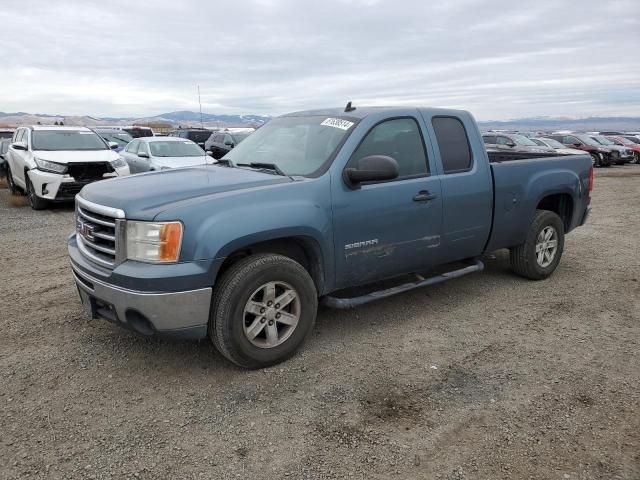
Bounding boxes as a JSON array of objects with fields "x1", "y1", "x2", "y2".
[{"x1": 321, "y1": 259, "x2": 484, "y2": 309}]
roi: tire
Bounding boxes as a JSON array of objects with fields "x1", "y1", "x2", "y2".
[
  {"x1": 26, "y1": 174, "x2": 48, "y2": 210},
  {"x1": 510, "y1": 209, "x2": 565, "y2": 280},
  {"x1": 634, "y1": 153, "x2": 640, "y2": 165},
  {"x1": 5, "y1": 163, "x2": 19, "y2": 195},
  {"x1": 209, "y1": 253, "x2": 318, "y2": 369},
  {"x1": 589, "y1": 153, "x2": 600, "y2": 167}
]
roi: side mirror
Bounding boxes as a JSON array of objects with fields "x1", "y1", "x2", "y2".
[
  {"x1": 506, "y1": 141, "x2": 516, "y2": 147},
  {"x1": 224, "y1": 141, "x2": 234, "y2": 147},
  {"x1": 138, "y1": 151, "x2": 149, "y2": 158},
  {"x1": 344, "y1": 155, "x2": 399, "y2": 187},
  {"x1": 573, "y1": 143, "x2": 582, "y2": 148},
  {"x1": 11, "y1": 141, "x2": 27, "y2": 151},
  {"x1": 108, "y1": 142, "x2": 119, "y2": 150}
]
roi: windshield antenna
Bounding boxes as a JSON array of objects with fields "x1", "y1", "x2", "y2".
[{"x1": 344, "y1": 101, "x2": 356, "y2": 112}]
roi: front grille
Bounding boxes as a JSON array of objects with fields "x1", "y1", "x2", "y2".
[
  {"x1": 75, "y1": 197, "x2": 125, "y2": 269},
  {"x1": 67, "y1": 162, "x2": 114, "y2": 182}
]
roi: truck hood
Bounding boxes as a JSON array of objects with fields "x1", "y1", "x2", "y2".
[
  {"x1": 79, "y1": 165, "x2": 292, "y2": 219},
  {"x1": 33, "y1": 149, "x2": 120, "y2": 164}
]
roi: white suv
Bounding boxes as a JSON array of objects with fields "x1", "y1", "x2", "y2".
[{"x1": 5, "y1": 126, "x2": 130, "y2": 209}]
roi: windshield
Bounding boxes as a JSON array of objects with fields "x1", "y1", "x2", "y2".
[
  {"x1": 511, "y1": 134, "x2": 538, "y2": 146},
  {"x1": 539, "y1": 138, "x2": 565, "y2": 149},
  {"x1": 623, "y1": 136, "x2": 640, "y2": 144},
  {"x1": 149, "y1": 140, "x2": 205, "y2": 157},
  {"x1": 223, "y1": 116, "x2": 356, "y2": 176},
  {"x1": 613, "y1": 137, "x2": 632, "y2": 145},
  {"x1": 98, "y1": 131, "x2": 133, "y2": 146},
  {"x1": 574, "y1": 134, "x2": 601, "y2": 146},
  {"x1": 187, "y1": 131, "x2": 213, "y2": 143},
  {"x1": 32, "y1": 130, "x2": 108, "y2": 151},
  {"x1": 123, "y1": 127, "x2": 153, "y2": 138},
  {"x1": 592, "y1": 135, "x2": 615, "y2": 145}
]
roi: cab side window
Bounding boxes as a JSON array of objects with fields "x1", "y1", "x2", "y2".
[
  {"x1": 350, "y1": 118, "x2": 428, "y2": 179},
  {"x1": 483, "y1": 135, "x2": 496, "y2": 144},
  {"x1": 137, "y1": 142, "x2": 149, "y2": 155},
  {"x1": 496, "y1": 136, "x2": 511, "y2": 145}
]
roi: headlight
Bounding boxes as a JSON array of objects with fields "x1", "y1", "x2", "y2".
[
  {"x1": 34, "y1": 158, "x2": 68, "y2": 174},
  {"x1": 126, "y1": 221, "x2": 183, "y2": 263},
  {"x1": 110, "y1": 157, "x2": 127, "y2": 169}
]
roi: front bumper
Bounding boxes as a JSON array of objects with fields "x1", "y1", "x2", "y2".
[
  {"x1": 71, "y1": 265, "x2": 211, "y2": 339},
  {"x1": 28, "y1": 166, "x2": 129, "y2": 201}
]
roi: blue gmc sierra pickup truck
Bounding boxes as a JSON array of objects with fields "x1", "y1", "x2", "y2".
[{"x1": 68, "y1": 105, "x2": 593, "y2": 368}]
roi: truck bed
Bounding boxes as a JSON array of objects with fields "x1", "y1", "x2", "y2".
[{"x1": 485, "y1": 153, "x2": 592, "y2": 253}]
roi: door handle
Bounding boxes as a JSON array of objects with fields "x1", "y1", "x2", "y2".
[{"x1": 413, "y1": 190, "x2": 437, "y2": 202}]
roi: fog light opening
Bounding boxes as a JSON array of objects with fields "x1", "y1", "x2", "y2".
[{"x1": 125, "y1": 309, "x2": 155, "y2": 336}]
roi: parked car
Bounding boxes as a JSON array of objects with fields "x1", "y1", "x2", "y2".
[
  {"x1": 531, "y1": 137, "x2": 585, "y2": 155},
  {"x1": 68, "y1": 105, "x2": 592, "y2": 368},
  {"x1": 482, "y1": 133, "x2": 555, "y2": 154},
  {"x1": 589, "y1": 135, "x2": 634, "y2": 164},
  {"x1": 547, "y1": 134, "x2": 615, "y2": 167},
  {"x1": 0, "y1": 129, "x2": 15, "y2": 140},
  {"x1": 119, "y1": 136, "x2": 214, "y2": 173},
  {"x1": 0, "y1": 138, "x2": 10, "y2": 176},
  {"x1": 622, "y1": 135, "x2": 640, "y2": 144},
  {"x1": 93, "y1": 126, "x2": 154, "y2": 138},
  {"x1": 170, "y1": 128, "x2": 213, "y2": 148},
  {"x1": 205, "y1": 130, "x2": 252, "y2": 159},
  {"x1": 93, "y1": 128, "x2": 134, "y2": 152},
  {"x1": 4, "y1": 126, "x2": 130, "y2": 209},
  {"x1": 606, "y1": 136, "x2": 640, "y2": 163}
]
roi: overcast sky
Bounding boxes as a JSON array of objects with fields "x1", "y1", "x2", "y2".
[{"x1": 1, "y1": 0, "x2": 639, "y2": 120}]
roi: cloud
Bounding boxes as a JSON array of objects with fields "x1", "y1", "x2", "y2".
[{"x1": 0, "y1": 0, "x2": 638, "y2": 119}]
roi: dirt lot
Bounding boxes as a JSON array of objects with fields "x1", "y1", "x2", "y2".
[{"x1": 1, "y1": 167, "x2": 638, "y2": 480}]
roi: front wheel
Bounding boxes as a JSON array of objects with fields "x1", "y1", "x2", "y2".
[
  {"x1": 590, "y1": 153, "x2": 601, "y2": 167},
  {"x1": 26, "y1": 175, "x2": 48, "y2": 210},
  {"x1": 209, "y1": 254, "x2": 318, "y2": 369},
  {"x1": 510, "y1": 209, "x2": 565, "y2": 280}
]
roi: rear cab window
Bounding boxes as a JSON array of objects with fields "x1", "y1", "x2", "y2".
[{"x1": 431, "y1": 117, "x2": 473, "y2": 174}]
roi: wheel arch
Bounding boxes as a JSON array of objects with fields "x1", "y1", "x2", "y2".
[
  {"x1": 215, "y1": 234, "x2": 327, "y2": 295},
  {"x1": 536, "y1": 192, "x2": 574, "y2": 232}
]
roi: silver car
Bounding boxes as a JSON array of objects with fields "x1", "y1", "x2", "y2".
[
  {"x1": 482, "y1": 133, "x2": 555, "y2": 154},
  {"x1": 120, "y1": 136, "x2": 215, "y2": 173}
]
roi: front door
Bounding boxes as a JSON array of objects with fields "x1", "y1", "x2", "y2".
[{"x1": 331, "y1": 117, "x2": 443, "y2": 288}]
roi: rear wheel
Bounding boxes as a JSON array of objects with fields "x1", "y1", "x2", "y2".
[
  {"x1": 209, "y1": 254, "x2": 318, "y2": 369},
  {"x1": 26, "y1": 175, "x2": 48, "y2": 210},
  {"x1": 5, "y1": 164, "x2": 19, "y2": 195},
  {"x1": 510, "y1": 209, "x2": 565, "y2": 280}
]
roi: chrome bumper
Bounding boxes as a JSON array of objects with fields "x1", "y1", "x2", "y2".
[{"x1": 71, "y1": 266, "x2": 211, "y2": 338}]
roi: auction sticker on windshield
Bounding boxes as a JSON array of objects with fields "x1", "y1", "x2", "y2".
[{"x1": 321, "y1": 118, "x2": 354, "y2": 130}]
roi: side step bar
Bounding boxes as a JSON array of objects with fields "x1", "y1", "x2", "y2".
[{"x1": 321, "y1": 259, "x2": 484, "y2": 309}]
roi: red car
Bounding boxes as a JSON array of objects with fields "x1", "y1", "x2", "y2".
[{"x1": 606, "y1": 136, "x2": 640, "y2": 164}]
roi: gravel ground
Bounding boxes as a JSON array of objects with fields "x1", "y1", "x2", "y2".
[{"x1": 1, "y1": 167, "x2": 638, "y2": 480}]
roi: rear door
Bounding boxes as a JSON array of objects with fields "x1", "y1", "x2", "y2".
[
  {"x1": 331, "y1": 115, "x2": 443, "y2": 287},
  {"x1": 8, "y1": 128, "x2": 28, "y2": 188}
]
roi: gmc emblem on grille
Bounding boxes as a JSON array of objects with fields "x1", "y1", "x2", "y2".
[{"x1": 76, "y1": 218, "x2": 96, "y2": 242}]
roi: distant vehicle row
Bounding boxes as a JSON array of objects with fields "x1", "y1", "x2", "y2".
[{"x1": 482, "y1": 131, "x2": 640, "y2": 167}]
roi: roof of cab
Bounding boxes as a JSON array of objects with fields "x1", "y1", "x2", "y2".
[
  {"x1": 29, "y1": 125, "x2": 93, "y2": 131},
  {"x1": 283, "y1": 105, "x2": 471, "y2": 120}
]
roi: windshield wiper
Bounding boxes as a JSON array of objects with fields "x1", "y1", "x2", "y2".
[{"x1": 236, "y1": 162, "x2": 287, "y2": 177}]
